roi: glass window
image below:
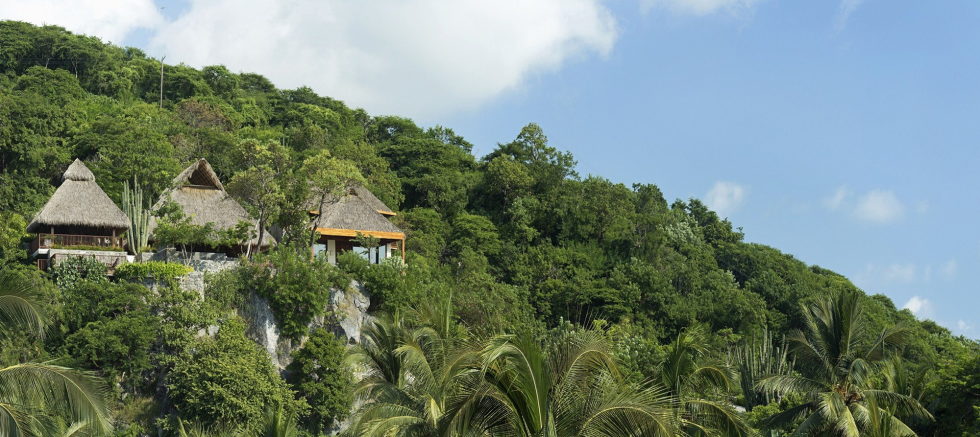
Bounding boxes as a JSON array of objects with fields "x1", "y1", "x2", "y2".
[
  {"x1": 313, "y1": 243, "x2": 327, "y2": 259},
  {"x1": 353, "y1": 246, "x2": 370, "y2": 261}
]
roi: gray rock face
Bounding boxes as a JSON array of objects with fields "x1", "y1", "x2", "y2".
[
  {"x1": 329, "y1": 280, "x2": 374, "y2": 344},
  {"x1": 148, "y1": 250, "x2": 373, "y2": 372},
  {"x1": 240, "y1": 279, "x2": 373, "y2": 371}
]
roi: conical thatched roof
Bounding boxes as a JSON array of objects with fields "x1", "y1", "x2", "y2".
[
  {"x1": 352, "y1": 185, "x2": 396, "y2": 215},
  {"x1": 151, "y1": 159, "x2": 274, "y2": 247},
  {"x1": 311, "y1": 186, "x2": 404, "y2": 237},
  {"x1": 27, "y1": 159, "x2": 130, "y2": 233}
]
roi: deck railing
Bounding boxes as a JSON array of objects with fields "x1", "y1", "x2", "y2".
[{"x1": 31, "y1": 233, "x2": 126, "y2": 251}]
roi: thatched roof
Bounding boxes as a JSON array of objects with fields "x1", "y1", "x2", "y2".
[
  {"x1": 171, "y1": 158, "x2": 224, "y2": 190},
  {"x1": 151, "y1": 159, "x2": 274, "y2": 247},
  {"x1": 27, "y1": 159, "x2": 130, "y2": 233},
  {"x1": 311, "y1": 186, "x2": 404, "y2": 238},
  {"x1": 352, "y1": 185, "x2": 396, "y2": 215}
]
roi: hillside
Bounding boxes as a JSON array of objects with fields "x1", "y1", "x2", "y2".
[{"x1": 0, "y1": 21, "x2": 976, "y2": 436}]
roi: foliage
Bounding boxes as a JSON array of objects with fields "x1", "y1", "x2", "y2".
[
  {"x1": 756, "y1": 291, "x2": 933, "y2": 436},
  {"x1": 247, "y1": 246, "x2": 347, "y2": 340},
  {"x1": 114, "y1": 261, "x2": 193, "y2": 284},
  {"x1": 0, "y1": 268, "x2": 112, "y2": 436},
  {"x1": 59, "y1": 280, "x2": 159, "y2": 388},
  {"x1": 286, "y1": 328, "x2": 353, "y2": 434},
  {"x1": 152, "y1": 201, "x2": 250, "y2": 254},
  {"x1": 165, "y1": 318, "x2": 305, "y2": 432},
  {"x1": 0, "y1": 21, "x2": 976, "y2": 436},
  {"x1": 48, "y1": 256, "x2": 108, "y2": 290}
]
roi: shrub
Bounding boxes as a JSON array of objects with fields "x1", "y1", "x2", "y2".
[
  {"x1": 166, "y1": 318, "x2": 305, "y2": 431},
  {"x1": 49, "y1": 256, "x2": 107, "y2": 289},
  {"x1": 287, "y1": 328, "x2": 352, "y2": 434},
  {"x1": 248, "y1": 247, "x2": 348, "y2": 340}
]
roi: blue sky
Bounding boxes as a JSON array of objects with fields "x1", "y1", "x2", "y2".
[
  {"x1": 4, "y1": 0, "x2": 977, "y2": 336},
  {"x1": 444, "y1": 1, "x2": 980, "y2": 337}
]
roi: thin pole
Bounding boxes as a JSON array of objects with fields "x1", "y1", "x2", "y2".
[{"x1": 159, "y1": 56, "x2": 166, "y2": 108}]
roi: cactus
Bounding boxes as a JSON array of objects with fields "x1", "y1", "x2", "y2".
[{"x1": 122, "y1": 177, "x2": 152, "y2": 260}]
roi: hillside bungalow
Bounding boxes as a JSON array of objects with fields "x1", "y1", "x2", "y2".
[
  {"x1": 27, "y1": 159, "x2": 130, "y2": 270},
  {"x1": 309, "y1": 185, "x2": 405, "y2": 264},
  {"x1": 151, "y1": 158, "x2": 274, "y2": 256}
]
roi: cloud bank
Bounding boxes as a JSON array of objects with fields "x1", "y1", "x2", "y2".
[
  {"x1": 2, "y1": 0, "x2": 617, "y2": 120},
  {"x1": 0, "y1": 0, "x2": 162, "y2": 43}
]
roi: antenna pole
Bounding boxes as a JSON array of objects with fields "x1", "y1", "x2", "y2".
[{"x1": 159, "y1": 56, "x2": 166, "y2": 108}]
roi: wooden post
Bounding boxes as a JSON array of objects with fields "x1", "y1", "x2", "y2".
[{"x1": 401, "y1": 238, "x2": 406, "y2": 263}]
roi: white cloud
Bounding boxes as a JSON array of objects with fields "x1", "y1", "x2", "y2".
[
  {"x1": 957, "y1": 320, "x2": 973, "y2": 333},
  {"x1": 883, "y1": 263, "x2": 916, "y2": 283},
  {"x1": 705, "y1": 181, "x2": 746, "y2": 216},
  {"x1": 0, "y1": 0, "x2": 163, "y2": 43},
  {"x1": 940, "y1": 259, "x2": 957, "y2": 281},
  {"x1": 823, "y1": 185, "x2": 850, "y2": 211},
  {"x1": 903, "y1": 296, "x2": 934, "y2": 318},
  {"x1": 835, "y1": 0, "x2": 865, "y2": 30},
  {"x1": 147, "y1": 0, "x2": 617, "y2": 119},
  {"x1": 642, "y1": 0, "x2": 762, "y2": 16},
  {"x1": 854, "y1": 189, "x2": 904, "y2": 223}
]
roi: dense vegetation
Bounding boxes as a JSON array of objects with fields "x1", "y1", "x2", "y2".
[{"x1": 0, "y1": 21, "x2": 976, "y2": 436}]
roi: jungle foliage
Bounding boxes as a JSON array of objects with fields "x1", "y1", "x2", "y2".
[{"x1": 0, "y1": 22, "x2": 975, "y2": 436}]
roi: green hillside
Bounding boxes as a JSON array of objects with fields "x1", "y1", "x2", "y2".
[{"x1": 0, "y1": 21, "x2": 975, "y2": 436}]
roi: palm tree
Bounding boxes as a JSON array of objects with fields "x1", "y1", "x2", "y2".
[
  {"x1": 729, "y1": 329, "x2": 793, "y2": 412},
  {"x1": 344, "y1": 296, "x2": 484, "y2": 436},
  {"x1": 657, "y1": 326, "x2": 753, "y2": 436},
  {"x1": 345, "y1": 296, "x2": 679, "y2": 436},
  {"x1": 0, "y1": 270, "x2": 111, "y2": 437},
  {"x1": 756, "y1": 291, "x2": 932, "y2": 436},
  {"x1": 471, "y1": 330, "x2": 677, "y2": 437}
]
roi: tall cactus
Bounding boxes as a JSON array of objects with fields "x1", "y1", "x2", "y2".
[{"x1": 122, "y1": 178, "x2": 152, "y2": 260}]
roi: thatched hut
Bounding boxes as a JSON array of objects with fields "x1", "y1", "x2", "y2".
[
  {"x1": 151, "y1": 158, "x2": 274, "y2": 255},
  {"x1": 27, "y1": 159, "x2": 129, "y2": 249},
  {"x1": 310, "y1": 185, "x2": 405, "y2": 264}
]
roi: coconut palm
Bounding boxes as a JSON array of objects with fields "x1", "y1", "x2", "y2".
[
  {"x1": 471, "y1": 330, "x2": 678, "y2": 437},
  {"x1": 756, "y1": 291, "x2": 932, "y2": 436},
  {"x1": 0, "y1": 270, "x2": 112, "y2": 437},
  {"x1": 658, "y1": 326, "x2": 753, "y2": 436},
  {"x1": 729, "y1": 329, "x2": 793, "y2": 412},
  {"x1": 344, "y1": 296, "x2": 484, "y2": 436},
  {"x1": 346, "y1": 296, "x2": 679, "y2": 436}
]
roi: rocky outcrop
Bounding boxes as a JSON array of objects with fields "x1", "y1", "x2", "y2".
[{"x1": 241, "y1": 279, "x2": 373, "y2": 371}]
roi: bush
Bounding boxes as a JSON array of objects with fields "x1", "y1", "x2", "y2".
[
  {"x1": 248, "y1": 247, "x2": 348, "y2": 340},
  {"x1": 337, "y1": 251, "x2": 413, "y2": 311},
  {"x1": 165, "y1": 318, "x2": 305, "y2": 432},
  {"x1": 59, "y1": 280, "x2": 159, "y2": 387},
  {"x1": 114, "y1": 261, "x2": 193, "y2": 284},
  {"x1": 49, "y1": 256, "x2": 107, "y2": 289},
  {"x1": 287, "y1": 328, "x2": 352, "y2": 434}
]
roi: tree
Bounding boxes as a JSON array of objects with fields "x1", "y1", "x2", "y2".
[
  {"x1": 286, "y1": 328, "x2": 353, "y2": 434},
  {"x1": 166, "y1": 318, "x2": 304, "y2": 432},
  {"x1": 227, "y1": 138, "x2": 290, "y2": 254},
  {"x1": 757, "y1": 291, "x2": 933, "y2": 436},
  {"x1": 0, "y1": 269, "x2": 111, "y2": 436},
  {"x1": 298, "y1": 149, "x2": 366, "y2": 245},
  {"x1": 346, "y1": 299, "x2": 680, "y2": 437},
  {"x1": 656, "y1": 326, "x2": 753, "y2": 436}
]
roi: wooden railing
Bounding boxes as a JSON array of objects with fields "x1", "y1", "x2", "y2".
[{"x1": 31, "y1": 234, "x2": 125, "y2": 251}]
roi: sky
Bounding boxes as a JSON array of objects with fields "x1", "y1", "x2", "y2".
[{"x1": 2, "y1": 0, "x2": 977, "y2": 337}]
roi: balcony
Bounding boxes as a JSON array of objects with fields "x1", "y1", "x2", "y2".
[{"x1": 30, "y1": 233, "x2": 126, "y2": 253}]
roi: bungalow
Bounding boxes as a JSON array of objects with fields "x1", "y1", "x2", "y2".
[
  {"x1": 151, "y1": 158, "x2": 275, "y2": 255},
  {"x1": 309, "y1": 185, "x2": 405, "y2": 264},
  {"x1": 26, "y1": 159, "x2": 130, "y2": 270}
]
